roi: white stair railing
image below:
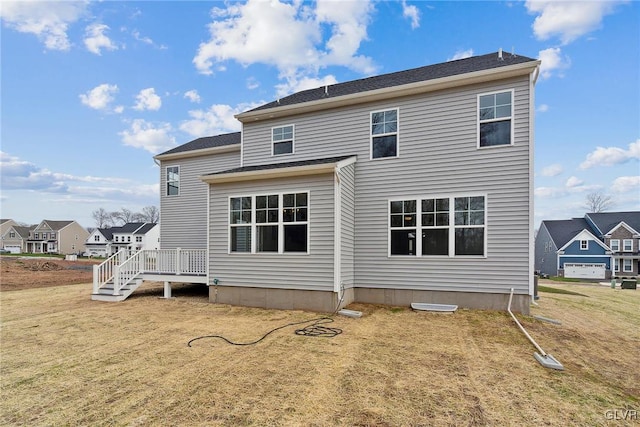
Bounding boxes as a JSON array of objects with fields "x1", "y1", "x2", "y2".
[
  {"x1": 112, "y1": 250, "x2": 144, "y2": 296},
  {"x1": 92, "y1": 249, "x2": 128, "y2": 294}
]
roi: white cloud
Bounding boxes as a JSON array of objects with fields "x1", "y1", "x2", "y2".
[
  {"x1": 179, "y1": 103, "x2": 262, "y2": 137},
  {"x1": 538, "y1": 47, "x2": 570, "y2": 79},
  {"x1": 275, "y1": 74, "x2": 338, "y2": 98},
  {"x1": 246, "y1": 77, "x2": 260, "y2": 90},
  {"x1": 611, "y1": 176, "x2": 640, "y2": 193},
  {"x1": 580, "y1": 139, "x2": 640, "y2": 169},
  {"x1": 132, "y1": 29, "x2": 168, "y2": 50},
  {"x1": 193, "y1": 0, "x2": 376, "y2": 85},
  {"x1": 535, "y1": 186, "x2": 566, "y2": 198},
  {"x1": 402, "y1": 1, "x2": 420, "y2": 29},
  {"x1": 0, "y1": 1, "x2": 88, "y2": 51},
  {"x1": 84, "y1": 23, "x2": 118, "y2": 55},
  {"x1": 447, "y1": 49, "x2": 474, "y2": 62},
  {"x1": 184, "y1": 90, "x2": 201, "y2": 103},
  {"x1": 540, "y1": 163, "x2": 563, "y2": 177},
  {"x1": 537, "y1": 104, "x2": 549, "y2": 113},
  {"x1": 525, "y1": 0, "x2": 623, "y2": 44},
  {"x1": 119, "y1": 119, "x2": 175, "y2": 154},
  {"x1": 565, "y1": 176, "x2": 583, "y2": 188},
  {"x1": 133, "y1": 88, "x2": 162, "y2": 111},
  {"x1": 79, "y1": 84, "x2": 121, "y2": 112}
]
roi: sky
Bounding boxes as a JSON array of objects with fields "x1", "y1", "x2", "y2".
[{"x1": 1, "y1": 0, "x2": 639, "y2": 230}]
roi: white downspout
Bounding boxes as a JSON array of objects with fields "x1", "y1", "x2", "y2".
[{"x1": 333, "y1": 166, "x2": 342, "y2": 298}]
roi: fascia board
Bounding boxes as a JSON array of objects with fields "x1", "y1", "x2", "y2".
[{"x1": 154, "y1": 144, "x2": 240, "y2": 162}]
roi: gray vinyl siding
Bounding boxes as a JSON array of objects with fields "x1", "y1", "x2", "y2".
[
  {"x1": 339, "y1": 163, "x2": 355, "y2": 288},
  {"x1": 535, "y1": 223, "x2": 558, "y2": 276},
  {"x1": 159, "y1": 151, "x2": 239, "y2": 250},
  {"x1": 209, "y1": 173, "x2": 335, "y2": 291},
  {"x1": 241, "y1": 76, "x2": 532, "y2": 294}
]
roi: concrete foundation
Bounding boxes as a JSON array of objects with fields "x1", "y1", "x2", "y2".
[{"x1": 209, "y1": 285, "x2": 529, "y2": 314}]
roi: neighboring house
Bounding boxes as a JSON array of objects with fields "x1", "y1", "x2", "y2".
[
  {"x1": 85, "y1": 228, "x2": 115, "y2": 257},
  {"x1": 26, "y1": 220, "x2": 89, "y2": 255},
  {"x1": 86, "y1": 223, "x2": 159, "y2": 256},
  {"x1": 0, "y1": 219, "x2": 18, "y2": 240},
  {"x1": 535, "y1": 211, "x2": 640, "y2": 279},
  {"x1": 1, "y1": 225, "x2": 35, "y2": 253},
  {"x1": 148, "y1": 51, "x2": 540, "y2": 314}
]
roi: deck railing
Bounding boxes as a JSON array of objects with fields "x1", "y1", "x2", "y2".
[{"x1": 93, "y1": 248, "x2": 207, "y2": 296}]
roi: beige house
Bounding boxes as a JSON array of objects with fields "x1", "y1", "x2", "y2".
[
  {"x1": 26, "y1": 220, "x2": 89, "y2": 255},
  {"x1": 2, "y1": 225, "x2": 35, "y2": 253},
  {"x1": 0, "y1": 219, "x2": 18, "y2": 239}
]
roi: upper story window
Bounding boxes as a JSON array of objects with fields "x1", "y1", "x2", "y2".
[
  {"x1": 34, "y1": 233, "x2": 39, "y2": 239},
  {"x1": 478, "y1": 90, "x2": 513, "y2": 148},
  {"x1": 623, "y1": 239, "x2": 633, "y2": 252},
  {"x1": 371, "y1": 108, "x2": 398, "y2": 159},
  {"x1": 389, "y1": 195, "x2": 485, "y2": 257},
  {"x1": 272, "y1": 125, "x2": 294, "y2": 155},
  {"x1": 136, "y1": 236, "x2": 142, "y2": 242},
  {"x1": 580, "y1": 240, "x2": 588, "y2": 250},
  {"x1": 9, "y1": 232, "x2": 15, "y2": 238},
  {"x1": 610, "y1": 239, "x2": 620, "y2": 251},
  {"x1": 94, "y1": 235, "x2": 100, "y2": 242},
  {"x1": 166, "y1": 166, "x2": 179, "y2": 196}
]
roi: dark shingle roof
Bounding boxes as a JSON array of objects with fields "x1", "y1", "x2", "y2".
[
  {"x1": 157, "y1": 132, "x2": 241, "y2": 157},
  {"x1": 42, "y1": 220, "x2": 74, "y2": 230},
  {"x1": 113, "y1": 222, "x2": 146, "y2": 233},
  {"x1": 98, "y1": 228, "x2": 115, "y2": 240},
  {"x1": 12, "y1": 226, "x2": 34, "y2": 238},
  {"x1": 586, "y1": 211, "x2": 640, "y2": 236},
  {"x1": 205, "y1": 155, "x2": 355, "y2": 177},
  {"x1": 248, "y1": 51, "x2": 536, "y2": 112},
  {"x1": 543, "y1": 218, "x2": 592, "y2": 249},
  {"x1": 134, "y1": 223, "x2": 157, "y2": 234}
]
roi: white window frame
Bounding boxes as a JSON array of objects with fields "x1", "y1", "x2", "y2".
[
  {"x1": 166, "y1": 165, "x2": 180, "y2": 196},
  {"x1": 622, "y1": 239, "x2": 633, "y2": 252},
  {"x1": 228, "y1": 191, "x2": 309, "y2": 255},
  {"x1": 370, "y1": 107, "x2": 399, "y2": 160},
  {"x1": 610, "y1": 239, "x2": 620, "y2": 251},
  {"x1": 388, "y1": 193, "x2": 487, "y2": 258},
  {"x1": 477, "y1": 89, "x2": 514, "y2": 149},
  {"x1": 271, "y1": 124, "x2": 295, "y2": 156},
  {"x1": 580, "y1": 240, "x2": 588, "y2": 250},
  {"x1": 623, "y1": 258, "x2": 632, "y2": 272},
  {"x1": 614, "y1": 258, "x2": 620, "y2": 272}
]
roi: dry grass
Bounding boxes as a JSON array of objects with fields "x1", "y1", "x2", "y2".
[{"x1": 1, "y1": 280, "x2": 638, "y2": 426}]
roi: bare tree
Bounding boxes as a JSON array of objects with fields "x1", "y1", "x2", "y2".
[
  {"x1": 111, "y1": 208, "x2": 136, "y2": 225},
  {"x1": 584, "y1": 191, "x2": 613, "y2": 213},
  {"x1": 92, "y1": 208, "x2": 113, "y2": 228},
  {"x1": 139, "y1": 205, "x2": 159, "y2": 223}
]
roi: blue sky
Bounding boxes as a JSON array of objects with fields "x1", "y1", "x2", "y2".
[{"x1": 1, "y1": 0, "x2": 638, "y2": 229}]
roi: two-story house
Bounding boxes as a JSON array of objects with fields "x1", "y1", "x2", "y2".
[
  {"x1": 26, "y1": 220, "x2": 89, "y2": 255},
  {"x1": 145, "y1": 51, "x2": 540, "y2": 314},
  {"x1": 535, "y1": 211, "x2": 640, "y2": 279},
  {"x1": 87, "y1": 223, "x2": 159, "y2": 257},
  {"x1": 2, "y1": 225, "x2": 36, "y2": 253}
]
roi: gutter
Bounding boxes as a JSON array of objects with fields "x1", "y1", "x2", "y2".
[{"x1": 154, "y1": 144, "x2": 240, "y2": 162}]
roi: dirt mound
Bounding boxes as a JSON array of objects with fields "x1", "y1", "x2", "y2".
[{"x1": 26, "y1": 261, "x2": 64, "y2": 271}]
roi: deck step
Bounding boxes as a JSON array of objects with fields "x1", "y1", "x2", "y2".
[{"x1": 91, "y1": 278, "x2": 143, "y2": 302}]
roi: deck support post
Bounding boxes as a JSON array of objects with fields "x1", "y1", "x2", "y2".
[{"x1": 163, "y1": 281, "x2": 172, "y2": 299}]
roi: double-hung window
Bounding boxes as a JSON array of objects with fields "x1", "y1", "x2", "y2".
[
  {"x1": 166, "y1": 166, "x2": 179, "y2": 196},
  {"x1": 371, "y1": 108, "x2": 398, "y2": 159},
  {"x1": 623, "y1": 259, "x2": 632, "y2": 272},
  {"x1": 389, "y1": 195, "x2": 485, "y2": 257},
  {"x1": 229, "y1": 192, "x2": 308, "y2": 253},
  {"x1": 272, "y1": 125, "x2": 294, "y2": 155},
  {"x1": 610, "y1": 239, "x2": 620, "y2": 251},
  {"x1": 478, "y1": 90, "x2": 513, "y2": 147},
  {"x1": 580, "y1": 240, "x2": 588, "y2": 250},
  {"x1": 623, "y1": 239, "x2": 633, "y2": 252}
]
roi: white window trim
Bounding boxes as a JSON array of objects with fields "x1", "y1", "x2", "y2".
[
  {"x1": 622, "y1": 239, "x2": 633, "y2": 252},
  {"x1": 477, "y1": 89, "x2": 514, "y2": 149},
  {"x1": 228, "y1": 191, "x2": 310, "y2": 255},
  {"x1": 613, "y1": 258, "x2": 620, "y2": 272},
  {"x1": 370, "y1": 107, "x2": 399, "y2": 160},
  {"x1": 580, "y1": 240, "x2": 589, "y2": 250},
  {"x1": 271, "y1": 124, "x2": 295, "y2": 156},
  {"x1": 610, "y1": 239, "x2": 620, "y2": 251},
  {"x1": 388, "y1": 193, "x2": 487, "y2": 258},
  {"x1": 623, "y1": 258, "x2": 633, "y2": 272},
  {"x1": 166, "y1": 165, "x2": 180, "y2": 196}
]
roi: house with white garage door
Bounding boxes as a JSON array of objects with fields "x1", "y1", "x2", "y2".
[{"x1": 535, "y1": 211, "x2": 640, "y2": 279}]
